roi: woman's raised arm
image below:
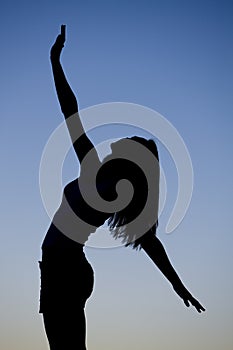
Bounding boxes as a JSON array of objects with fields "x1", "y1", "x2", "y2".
[{"x1": 50, "y1": 25, "x2": 100, "y2": 165}]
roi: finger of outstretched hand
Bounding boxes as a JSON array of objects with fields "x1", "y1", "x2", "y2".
[{"x1": 193, "y1": 300, "x2": 205, "y2": 313}]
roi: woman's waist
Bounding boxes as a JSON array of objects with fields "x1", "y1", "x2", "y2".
[
  {"x1": 39, "y1": 247, "x2": 94, "y2": 289},
  {"x1": 42, "y1": 221, "x2": 87, "y2": 249},
  {"x1": 41, "y1": 241, "x2": 91, "y2": 269}
]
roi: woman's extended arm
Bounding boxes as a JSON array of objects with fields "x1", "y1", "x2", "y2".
[
  {"x1": 141, "y1": 234, "x2": 205, "y2": 313},
  {"x1": 50, "y1": 25, "x2": 100, "y2": 165}
]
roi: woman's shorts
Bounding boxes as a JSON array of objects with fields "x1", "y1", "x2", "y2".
[{"x1": 39, "y1": 247, "x2": 94, "y2": 313}]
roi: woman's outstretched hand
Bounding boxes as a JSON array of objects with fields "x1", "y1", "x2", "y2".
[
  {"x1": 50, "y1": 24, "x2": 66, "y2": 60},
  {"x1": 173, "y1": 284, "x2": 206, "y2": 313}
]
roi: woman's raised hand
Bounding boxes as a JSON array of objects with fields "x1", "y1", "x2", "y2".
[{"x1": 50, "y1": 25, "x2": 66, "y2": 60}]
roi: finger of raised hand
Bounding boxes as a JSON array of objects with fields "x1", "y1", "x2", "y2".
[{"x1": 61, "y1": 24, "x2": 66, "y2": 41}]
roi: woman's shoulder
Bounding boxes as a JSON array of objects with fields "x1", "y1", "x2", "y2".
[{"x1": 64, "y1": 177, "x2": 79, "y2": 193}]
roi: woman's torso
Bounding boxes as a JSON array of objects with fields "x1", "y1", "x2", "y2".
[{"x1": 42, "y1": 176, "x2": 110, "y2": 254}]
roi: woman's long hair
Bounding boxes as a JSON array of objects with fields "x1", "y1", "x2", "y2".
[{"x1": 98, "y1": 136, "x2": 160, "y2": 249}]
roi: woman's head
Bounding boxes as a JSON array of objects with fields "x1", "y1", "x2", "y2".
[
  {"x1": 110, "y1": 136, "x2": 159, "y2": 162},
  {"x1": 99, "y1": 136, "x2": 160, "y2": 249}
]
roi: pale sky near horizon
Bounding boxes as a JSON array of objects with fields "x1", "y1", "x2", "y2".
[{"x1": 1, "y1": 1, "x2": 233, "y2": 349}]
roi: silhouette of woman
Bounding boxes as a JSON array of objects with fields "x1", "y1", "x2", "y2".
[{"x1": 39, "y1": 25, "x2": 205, "y2": 350}]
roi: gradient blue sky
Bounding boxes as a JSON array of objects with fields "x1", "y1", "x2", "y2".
[{"x1": 1, "y1": 1, "x2": 233, "y2": 349}]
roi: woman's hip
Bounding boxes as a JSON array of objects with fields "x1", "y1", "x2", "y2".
[{"x1": 39, "y1": 247, "x2": 94, "y2": 312}]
